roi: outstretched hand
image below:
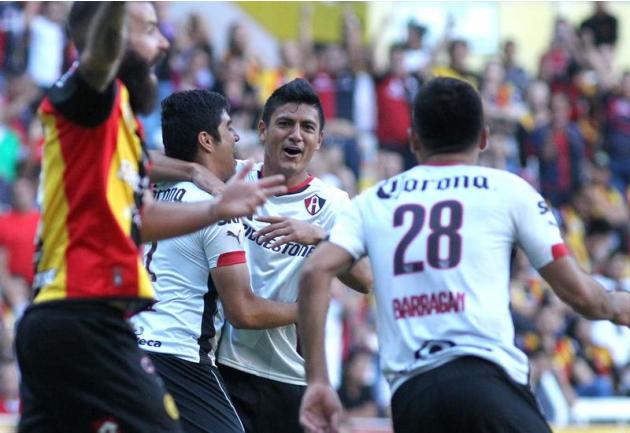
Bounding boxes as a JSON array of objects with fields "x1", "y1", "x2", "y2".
[
  {"x1": 254, "y1": 216, "x2": 326, "y2": 247},
  {"x1": 212, "y1": 161, "x2": 286, "y2": 220},
  {"x1": 300, "y1": 383, "x2": 342, "y2": 433}
]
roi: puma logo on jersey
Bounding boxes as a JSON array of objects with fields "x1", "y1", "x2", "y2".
[
  {"x1": 227, "y1": 229, "x2": 242, "y2": 244},
  {"x1": 304, "y1": 194, "x2": 326, "y2": 215}
]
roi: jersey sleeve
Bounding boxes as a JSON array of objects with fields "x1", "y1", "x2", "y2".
[
  {"x1": 201, "y1": 219, "x2": 246, "y2": 269},
  {"x1": 327, "y1": 196, "x2": 367, "y2": 260},
  {"x1": 47, "y1": 65, "x2": 117, "y2": 127},
  {"x1": 512, "y1": 181, "x2": 568, "y2": 269}
]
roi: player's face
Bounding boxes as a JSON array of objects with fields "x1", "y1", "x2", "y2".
[
  {"x1": 215, "y1": 110, "x2": 240, "y2": 181},
  {"x1": 260, "y1": 103, "x2": 322, "y2": 183},
  {"x1": 119, "y1": 2, "x2": 169, "y2": 115},
  {"x1": 127, "y1": 2, "x2": 169, "y2": 67}
]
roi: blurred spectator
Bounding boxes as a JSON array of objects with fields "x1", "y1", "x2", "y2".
[
  {"x1": 602, "y1": 71, "x2": 630, "y2": 194},
  {"x1": 25, "y1": 2, "x2": 69, "y2": 90},
  {"x1": 0, "y1": 361, "x2": 19, "y2": 414},
  {"x1": 479, "y1": 59, "x2": 526, "y2": 172},
  {"x1": 172, "y1": 12, "x2": 215, "y2": 90},
  {"x1": 539, "y1": 18, "x2": 581, "y2": 90},
  {"x1": 517, "y1": 80, "x2": 552, "y2": 170},
  {"x1": 402, "y1": 20, "x2": 430, "y2": 75},
  {"x1": 0, "y1": 98, "x2": 21, "y2": 204},
  {"x1": 310, "y1": 43, "x2": 363, "y2": 178},
  {"x1": 337, "y1": 349, "x2": 379, "y2": 419},
  {"x1": 257, "y1": 41, "x2": 304, "y2": 103},
  {"x1": 178, "y1": 48, "x2": 214, "y2": 91},
  {"x1": 567, "y1": 318, "x2": 615, "y2": 397},
  {"x1": 0, "y1": 177, "x2": 39, "y2": 285},
  {"x1": 0, "y1": 2, "x2": 38, "y2": 76},
  {"x1": 374, "y1": 44, "x2": 421, "y2": 172},
  {"x1": 502, "y1": 39, "x2": 529, "y2": 98},
  {"x1": 224, "y1": 21, "x2": 262, "y2": 87},
  {"x1": 580, "y1": 2, "x2": 618, "y2": 47},
  {"x1": 583, "y1": 154, "x2": 629, "y2": 231},
  {"x1": 530, "y1": 93, "x2": 586, "y2": 206},
  {"x1": 214, "y1": 55, "x2": 260, "y2": 131},
  {"x1": 432, "y1": 39, "x2": 479, "y2": 88},
  {"x1": 585, "y1": 218, "x2": 619, "y2": 273}
]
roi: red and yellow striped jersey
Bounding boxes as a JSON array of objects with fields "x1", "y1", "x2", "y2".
[{"x1": 33, "y1": 71, "x2": 154, "y2": 311}]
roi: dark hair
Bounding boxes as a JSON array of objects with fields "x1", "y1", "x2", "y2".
[
  {"x1": 389, "y1": 42, "x2": 407, "y2": 56},
  {"x1": 67, "y1": 2, "x2": 101, "y2": 52},
  {"x1": 448, "y1": 39, "x2": 468, "y2": 57},
  {"x1": 412, "y1": 77, "x2": 484, "y2": 153},
  {"x1": 161, "y1": 90, "x2": 229, "y2": 162},
  {"x1": 261, "y1": 78, "x2": 325, "y2": 132}
]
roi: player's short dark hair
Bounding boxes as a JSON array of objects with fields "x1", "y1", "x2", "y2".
[
  {"x1": 161, "y1": 89, "x2": 229, "y2": 162},
  {"x1": 67, "y1": 1, "x2": 101, "y2": 53},
  {"x1": 261, "y1": 78, "x2": 325, "y2": 132},
  {"x1": 412, "y1": 77, "x2": 484, "y2": 154}
]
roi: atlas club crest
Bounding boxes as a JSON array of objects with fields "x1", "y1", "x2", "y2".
[{"x1": 304, "y1": 194, "x2": 326, "y2": 216}]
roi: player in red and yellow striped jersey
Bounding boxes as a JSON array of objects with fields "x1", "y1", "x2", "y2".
[{"x1": 15, "y1": 4, "x2": 286, "y2": 433}]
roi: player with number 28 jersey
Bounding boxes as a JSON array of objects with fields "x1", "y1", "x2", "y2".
[{"x1": 328, "y1": 163, "x2": 566, "y2": 393}]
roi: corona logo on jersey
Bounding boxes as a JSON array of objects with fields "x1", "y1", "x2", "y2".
[{"x1": 304, "y1": 194, "x2": 326, "y2": 215}]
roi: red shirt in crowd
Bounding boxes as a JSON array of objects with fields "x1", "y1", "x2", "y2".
[
  {"x1": 376, "y1": 75, "x2": 412, "y2": 147},
  {"x1": 0, "y1": 210, "x2": 40, "y2": 284}
]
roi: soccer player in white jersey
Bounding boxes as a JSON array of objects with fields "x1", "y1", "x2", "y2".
[
  {"x1": 210, "y1": 79, "x2": 372, "y2": 433},
  {"x1": 131, "y1": 90, "x2": 298, "y2": 433},
  {"x1": 297, "y1": 77, "x2": 630, "y2": 433}
]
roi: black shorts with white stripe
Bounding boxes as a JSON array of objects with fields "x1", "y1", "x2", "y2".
[{"x1": 148, "y1": 352, "x2": 244, "y2": 433}]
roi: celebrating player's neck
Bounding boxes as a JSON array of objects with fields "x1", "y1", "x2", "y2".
[
  {"x1": 261, "y1": 161, "x2": 310, "y2": 191},
  {"x1": 419, "y1": 147, "x2": 479, "y2": 166}
]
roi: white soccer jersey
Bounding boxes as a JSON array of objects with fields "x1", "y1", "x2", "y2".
[
  {"x1": 328, "y1": 164, "x2": 567, "y2": 393},
  {"x1": 131, "y1": 181, "x2": 246, "y2": 365},
  {"x1": 217, "y1": 161, "x2": 351, "y2": 385}
]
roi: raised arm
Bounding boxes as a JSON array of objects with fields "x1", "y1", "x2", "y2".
[
  {"x1": 212, "y1": 264, "x2": 297, "y2": 329},
  {"x1": 78, "y1": 3, "x2": 128, "y2": 92}
]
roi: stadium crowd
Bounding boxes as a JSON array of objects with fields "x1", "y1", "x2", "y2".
[{"x1": 0, "y1": 1, "x2": 629, "y2": 426}]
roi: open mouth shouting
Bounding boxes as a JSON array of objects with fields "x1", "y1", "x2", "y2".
[{"x1": 282, "y1": 145, "x2": 303, "y2": 159}]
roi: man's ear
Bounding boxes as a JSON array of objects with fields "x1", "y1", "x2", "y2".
[
  {"x1": 315, "y1": 131, "x2": 323, "y2": 151},
  {"x1": 409, "y1": 128, "x2": 421, "y2": 155},
  {"x1": 198, "y1": 131, "x2": 214, "y2": 153},
  {"x1": 258, "y1": 120, "x2": 267, "y2": 144},
  {"x1": 479, "y1": 126, "x2": 489, "y2": 152}
]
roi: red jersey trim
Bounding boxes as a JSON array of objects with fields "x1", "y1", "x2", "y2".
[
  {"x1": 287, "y1": 175, "x2": 314, "y2": 193},
  {"x1": 258, "y1": 167, "x2": 314, "y2": 195},
  {"x1": 217, "y1": 251, "x2": 247, "y2": 267},
  {"x1": 552, "y1": 243, "x2": 569, "y2": 260}
]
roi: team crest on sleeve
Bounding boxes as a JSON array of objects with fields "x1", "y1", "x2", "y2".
[{"x1": 304, "y1": 194, "x2": 326, "y2": 216}]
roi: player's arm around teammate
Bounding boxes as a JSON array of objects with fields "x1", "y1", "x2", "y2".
[
  {"x1": 150, "y1": 156, "x2": 373, "y2": 293},
  {"x1": 141, "y1": 160, "x2": 286, "y2": 242},
  {"x1": 150, "y1": 150, "x2": 227, "y2": 195}
]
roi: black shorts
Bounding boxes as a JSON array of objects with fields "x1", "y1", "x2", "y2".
[
  {"x1": 148, "y1": 352, "x2": 244, "y2": 433},
  {"x1": 218, "y1": 364, "x2": 305, "y2": 433},
  {"x1": 391, "y1": 356, "x2": 553, "y2": 433},
  {"x1": 16, "y1": 302, "x2": 183, "y2": 433}
]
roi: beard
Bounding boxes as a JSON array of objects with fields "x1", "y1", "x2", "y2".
[{"x1": 117, "y1": 49, "x2": 160, "y2": 116}]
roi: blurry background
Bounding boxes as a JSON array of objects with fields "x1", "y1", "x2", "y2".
[{"x1": 2, "y1": 1, "x2": 630, "y2": 432}]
